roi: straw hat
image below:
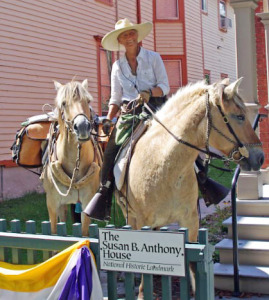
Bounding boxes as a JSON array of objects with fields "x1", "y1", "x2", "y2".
[{"x1": 101, "y1": 18, "x2": 153, "y2": 51}]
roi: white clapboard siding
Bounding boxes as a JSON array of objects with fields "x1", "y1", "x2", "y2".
[
  {"x1": 184, "y1": 0, "x2": 204, "y2": 82},
  {"x1": 202, "y1": 1, "x2": 236, "y2": 82},
  {"x1": 0, "y1": 0, "x2": 123, "y2": 161}
]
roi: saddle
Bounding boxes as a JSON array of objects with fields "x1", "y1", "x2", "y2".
[
  {"x1": 113, "y1": 120, "x2": 148, "y2": 190},
  {"x1": 11, "y1": 114, "x2": 54, "y2": 168}
]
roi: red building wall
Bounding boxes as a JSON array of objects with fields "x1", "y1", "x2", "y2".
[{"x1": 256, "y1": 1, "x2": 269, "y2": 167}]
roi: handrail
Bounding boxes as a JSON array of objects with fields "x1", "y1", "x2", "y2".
[{"x1": 231, "y1": 113, "x2": 266, "y2": 296}]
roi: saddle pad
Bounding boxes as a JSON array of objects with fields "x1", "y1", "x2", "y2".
[{"x1": 113, "y1": 121, "x2": 148, "y2": 191}]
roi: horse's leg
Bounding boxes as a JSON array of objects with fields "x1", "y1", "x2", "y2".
[
  {"x1": 58, "y1": 205, "x2": 68, "y2": 223},
  {"x1": 179, "y1": 205, "x2": 199, "y2": 296},
  {"x1": 81, "y1": 211, "x2": 91, "y2": 236},
  {"x1": 46, "y1": 194, "x2": 58, "y2": 234}
]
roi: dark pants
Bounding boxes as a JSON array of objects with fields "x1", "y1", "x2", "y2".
[
  {"x1": 100, "y1": 96, "x2": 167, "y2": 185},
  {"x1": 100, "y1": 125, "x2": 120, "y2": 184}
]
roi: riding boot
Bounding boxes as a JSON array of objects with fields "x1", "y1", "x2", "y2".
[
  {"x1": 83, "y1": 126, "x2": 120, "y2": 221},
  {"x1": 83, "y1": 181, "x2": 112, "y2": 221},
  {"x1": 195, "y1": 156, "x2": 230, "y2": 206}
]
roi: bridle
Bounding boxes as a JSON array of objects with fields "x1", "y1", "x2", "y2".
[
  {"x1": 48, "y1": 108, "x2": 96, "y2": 197},
  {"x1": 61, "y1": 111, "x2": 94, "y2": 135},
  {"x1": 143, "y1": 91, "x2": 262, "y2": 164}
]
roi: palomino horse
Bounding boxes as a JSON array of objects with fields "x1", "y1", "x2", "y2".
[
  {"x1": 114, "y1": 78, "x2": 264, "y2": 296},
  {"x1": 41, "y1": 80, "x2": 101, "y2": 236}
]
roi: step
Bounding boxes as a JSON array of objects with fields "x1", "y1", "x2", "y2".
[
  {"x1": 223, "y1": 216, "x2": 269, "y2": 240},
  {"x1": 215, "y1": 238, "x2": 269, "y2": 266},
  {"x1": 214, "y1": 263, "x2": 269, "y2": 294},
  {"x1": 263, "y1": 184, "x2": 269, "y2": 199},
  {"x1": 237, "y1": 199, "x2": 269, "y2": 216},
  {"x1": 237, "y1": 171, "x2": 263, "y2": 200}
]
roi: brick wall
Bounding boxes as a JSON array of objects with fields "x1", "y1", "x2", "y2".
[{"x1": 256, "y1": 1, "x2": 269, "y2": 167}]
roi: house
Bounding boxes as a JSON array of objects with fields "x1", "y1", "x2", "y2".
[{"x1": 0, "y1": 0, "x2": 237, "y2": 199}]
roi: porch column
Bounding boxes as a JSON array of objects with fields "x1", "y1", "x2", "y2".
[
  {"x1": 230, "y1": 0, "x2": 260, "y2": 122},
  {"x1": 257, "y1": 10, "x2": 269, "y2": 109}
]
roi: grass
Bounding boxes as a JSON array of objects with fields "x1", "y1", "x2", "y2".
[
  {"x1": 0, "y1": 192, "x2": 126, "y2": 234},
  {"x1": 207, "y1": 159, "x2": 236, "y2": 189},
  {"x1": 0, "y1": 159, "x2": 235, "y2": 236}
]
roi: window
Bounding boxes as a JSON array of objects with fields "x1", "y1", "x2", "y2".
[
  {"x1": 163, "y1": 59, "x2": 183, "y2": 96},
  {"x1": 155, "y1": 0, "x2": 181, "y2": 21},
  {"x1": 100, "y1": 49, "x2": 112, "y2": 114},
  {"x1": 201, "y1": 0, "x2": 208, "y2": 13},
  {"x1": 204, "y1": 70, "x2": 211, "y2": 84},
  {"x1": 95, "y1": 0, "x2": 113, "y2": 5},
  {"x1": 94, "y1": 36, "x2": 114, "y2": 115},
  {"x1": 219, "y1": 0, "x2": 227, "y2": 30},
  {"x1": 221, "y1": 73, "x2": 228, "y2": 80}
]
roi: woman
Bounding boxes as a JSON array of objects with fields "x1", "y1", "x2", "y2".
[{"x1": 84, "y1": 18, "x2": 170, "y2": 221}]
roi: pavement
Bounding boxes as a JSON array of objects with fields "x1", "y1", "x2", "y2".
[{"x1": 99, "y1": 194, "x2": 269, "y2": 299}]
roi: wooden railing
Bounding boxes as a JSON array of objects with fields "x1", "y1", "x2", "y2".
[{"x1": 0, "y1": 219, "x2": 215, "y2": 300}]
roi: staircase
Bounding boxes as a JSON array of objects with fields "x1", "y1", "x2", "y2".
[{"x1": 214, "y1": 170, "x2": 269, "y2": 294}]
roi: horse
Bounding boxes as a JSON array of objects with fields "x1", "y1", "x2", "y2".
[
  {"x1": 114, "y1": 78, "x2": 264, "y2": 297},
  {"x1": 41, "y1": 79, "x2": 101, "y2": 236}
]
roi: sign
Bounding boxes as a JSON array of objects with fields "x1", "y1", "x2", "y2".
[{"x1": 99, "y1": 228, "x2": 185, "y2": 277}]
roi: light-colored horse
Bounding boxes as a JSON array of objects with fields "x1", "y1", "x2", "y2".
[
  {"x1": 115, "y1": 78, "x2": 264, "y2": 296},
  {"x1": 41, "y1": 79, "x2": 101, "y2": 236}
]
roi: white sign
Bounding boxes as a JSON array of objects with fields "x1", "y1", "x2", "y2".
[{"x1": 99, "y1": 229, "x2": 186, "y2": 277}]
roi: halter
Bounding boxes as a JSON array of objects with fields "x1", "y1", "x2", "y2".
[
  {"x1": 47, "y1": 108, "x2": 97, "y2": 197},
  {"x1": 61, "y1": 111, "x2": 94, "y2": 135},
  {"x1": 143, "y1": 91, "x2": 262, "y2": 164}
]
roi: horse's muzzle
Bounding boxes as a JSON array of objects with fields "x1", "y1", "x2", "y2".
[
  {"x1": 73, "y1": 115, "x2": 92, "y2": 141},
  {"x1": 239, "y1": 147, "x2": 264, "y2": 171}
]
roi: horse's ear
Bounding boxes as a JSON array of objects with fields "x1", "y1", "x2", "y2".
[
  {"x1": 223, "y1": 77, "x2": 243, "y2": 97},
  {"x1": 82, "y1": 79, "x2": 88, "y2": 90},
  {"x1": 54, "y1": 81, "x2": 62, "y2": 91}
]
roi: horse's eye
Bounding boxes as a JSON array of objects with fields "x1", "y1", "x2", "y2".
[
  {"x1": 62, "y1": 101, "x2": 66, "y2": 107},
  {"x1": 237, "y1": 114, "x2": 245, "y2": 121}
]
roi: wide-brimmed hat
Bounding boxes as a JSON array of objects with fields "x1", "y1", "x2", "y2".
[{"x1": 101, "y1": 18, "x2": 153, "y2": 51}]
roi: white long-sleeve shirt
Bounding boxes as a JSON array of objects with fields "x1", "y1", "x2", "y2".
[{"x1": 109, "y1": 47, "x2": 170, "y2": 107}]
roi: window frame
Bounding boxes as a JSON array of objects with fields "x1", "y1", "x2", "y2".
[
  {"x1": 95, "y1": 0, "x2": 113, "y2": 6},
  {"x1": 201, "y1": 0, "x2": 208, "y2": 14},
  {"x1": 219, "y1": 0, "x2": 227, "y2": 32},
  {"x1": 204, "y1": 69, "x2": 211, "y2": 85},
  {"x1": 153, "y1": 0, "x2": 183, "y2": 23},
  {"x1": 162, "y1": 55, "x2": 187, "y2": 96},
  {"x1": 94, "y1": 35, "x2": 114, "y2": 116}
]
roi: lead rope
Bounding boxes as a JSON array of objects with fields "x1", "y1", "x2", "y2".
[{"x1": 49, "y1": 143, "x2": 81, "y2": 197}]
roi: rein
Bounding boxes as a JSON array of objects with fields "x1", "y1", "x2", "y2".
[
  {"x1": 143, "y1": 91, "x2": 260, "y2": 163},
  {"x1": 143, "y1": 99, "x2": 224, "y2": 161}
]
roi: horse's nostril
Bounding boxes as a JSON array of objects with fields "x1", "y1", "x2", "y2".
[
  {"x1": 87, "y1": 122, "x2": 91, "y2": 132},
  {"x1": 74, "y1": 123, "x2": 78, "y2": 131}
]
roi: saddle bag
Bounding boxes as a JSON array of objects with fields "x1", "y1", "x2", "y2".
[{"x1": 11, "y1": 121, "x2": 51, "y2": 168}]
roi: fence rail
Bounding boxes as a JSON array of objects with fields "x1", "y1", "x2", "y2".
[{"x1": 0, "y1": 219, "x2": 215, "y2": 300}]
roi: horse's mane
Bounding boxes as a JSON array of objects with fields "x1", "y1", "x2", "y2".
[
  {"x1": 55, "y1": 81, "x2": 93, "y2": 107},
  {"x1": 156, "y1": 80, "x2": 208, "y2": 120},
  {"x1": 156, "y1": 79, "x2": 246, "y2": 121}
]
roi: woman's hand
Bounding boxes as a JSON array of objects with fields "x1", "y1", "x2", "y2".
[{"x1": 138, "y1": 90, "x2": 152, "y2": 104}]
